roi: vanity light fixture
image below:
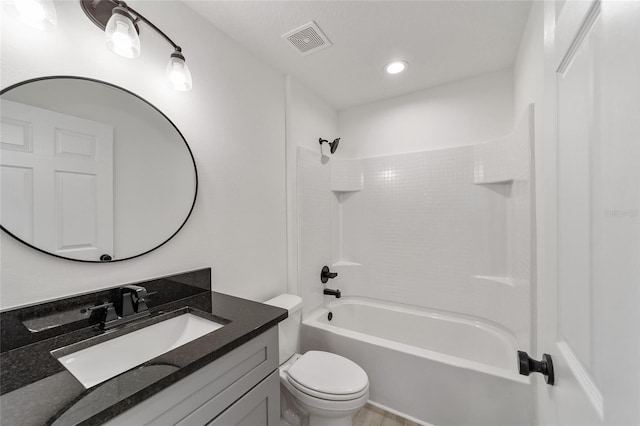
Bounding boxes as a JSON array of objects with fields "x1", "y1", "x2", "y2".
[
  {"x1": 384, "y1": 60, "x2": 408, "y2": 75},
  {"x1": 81, "y1": 0, "x2": 192, "y2": 91},
  {"x1": 12, "y1": 0, "x2": 57, "y2": 30}
]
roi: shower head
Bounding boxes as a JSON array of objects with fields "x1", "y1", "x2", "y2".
[
  {"x1": 319, "y1": 137, "x2": 340, "y2": 154},
  {"x1": 330, "y1": 137, "x2": 340, "y2": 154}
]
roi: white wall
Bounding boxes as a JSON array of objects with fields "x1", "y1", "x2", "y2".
[
  {"x1": 338, "y1": 69, "x2": 514, "y2": 159},
  {"x1": 514, "y1": 2, "x2": 544, "y2": 120},
  {"x1": 0, "y1": 0, "x2": 287, "y2": 309},
  {"x1": 284, "y1": 77, "x2": 337, "y2": 313}
]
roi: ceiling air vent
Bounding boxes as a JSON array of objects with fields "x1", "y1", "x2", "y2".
[{"x1": 282, "y1": 21, "x2": 332, "y2": 56}]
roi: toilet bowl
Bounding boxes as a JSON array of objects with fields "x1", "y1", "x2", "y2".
[
  {"x1": 265, "y1": 294, "x2": 369, "y2": 426},
  {"x1": 280, "y1": 352, "x2": 369, "y2": 426}
]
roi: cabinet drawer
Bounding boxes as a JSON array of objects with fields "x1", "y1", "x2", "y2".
[
  {"x1": 206, "y1": 371, "x2": 279, "y2": 426},
  {"x1": 106, "y1": 327, "x2": 278, "y2": 425}
]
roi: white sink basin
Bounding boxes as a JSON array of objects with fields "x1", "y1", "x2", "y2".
[{"x1": 54, "y1": 313, "x2": 223, "y2": 389}]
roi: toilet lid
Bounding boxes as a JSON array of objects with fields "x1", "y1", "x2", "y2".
[{"x1": 287, "y1": 351, "x2": 368, "y2": 399}]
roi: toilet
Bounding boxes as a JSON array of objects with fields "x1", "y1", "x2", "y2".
[{"x1": 265, "y1": 294, "x2": 369, "y2": 426}]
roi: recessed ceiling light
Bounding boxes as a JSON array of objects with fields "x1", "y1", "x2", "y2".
[{"x1": 384, "y1": 61, "x2": 408, "y2": 75}]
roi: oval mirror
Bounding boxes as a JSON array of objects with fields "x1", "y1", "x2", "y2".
[{"x1": 0, "y1": 77, "x2": 197, "y2": 262}]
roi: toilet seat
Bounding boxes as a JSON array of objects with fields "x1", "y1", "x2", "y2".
[
  {"x1": 286, "y1": 351, "x2": 369, "y2": 401},
  {"x1": 280, "y1": 368, "x2": 369, "y2": 414}
]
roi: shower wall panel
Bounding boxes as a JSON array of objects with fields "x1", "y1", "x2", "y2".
[
  {"x1": 342, "y1": 109, "x2": 532, "y2": 347},
  {"x1": 297, "y1": 148, "x2": 332, "y2": 316}
]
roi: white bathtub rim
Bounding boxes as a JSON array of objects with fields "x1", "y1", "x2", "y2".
[
  {"x1": 304, "y1": 298, "x2": 530, "y2": 384},
  {"x1": 319, "y1": 296, "x2": 520, "y2": 340}
]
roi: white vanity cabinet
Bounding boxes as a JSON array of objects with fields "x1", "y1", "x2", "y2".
[{"x1": 105, "y1": 327, "x2": 279, "y2": 426}]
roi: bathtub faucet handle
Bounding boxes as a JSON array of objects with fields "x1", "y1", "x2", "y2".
[{"x1": 321, "y1": 266, "x2": 338, "y2": 283}]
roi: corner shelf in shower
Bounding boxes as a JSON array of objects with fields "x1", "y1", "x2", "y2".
[
  {"x1": 473, "y1": 275, "x2": 516, "y2": 287},
  {"x1": 331, "y1": 261, "x2": 362, "y2": 267},
  {"x1": 473, "y1": 178, "x2": 513, "y2": 197},
  {"x1": 473, "y1": 178, "x2": 514, "y2": 185}
]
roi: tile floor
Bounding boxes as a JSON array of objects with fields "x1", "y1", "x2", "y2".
[{"x1": 353, "y1": 403, "x2": 421, "y2": 426}]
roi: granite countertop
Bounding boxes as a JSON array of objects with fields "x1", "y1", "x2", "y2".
[{"x1": 0, "y1": 270, "x2": 287, "y2": 426}]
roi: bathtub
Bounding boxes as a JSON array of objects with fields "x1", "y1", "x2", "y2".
[{"x1": 301, "y1": 298, "x2": 533, "y2": 426}]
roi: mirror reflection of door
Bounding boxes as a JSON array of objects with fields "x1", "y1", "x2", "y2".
[
  {"x1": 0, "y1": 100, "x2": 114, "y2": 261},
  {"x1": 0, "y1": 77, "x2": 197, "y2": 262}
]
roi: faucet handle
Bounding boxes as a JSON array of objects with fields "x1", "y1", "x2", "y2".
[
  {"x1": 321, "y1": 266, "x2": 338, "y2": 283},
  {"x1": 88, "y1": 302, "x2": 118, "y2": 322},
  {"x1": 88, "y1": 302, "x2": 113, "y2": 311}
]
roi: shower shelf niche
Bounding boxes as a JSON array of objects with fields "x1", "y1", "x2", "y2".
[
  {"x1": 473, "y1": 135, "x2": 520, "y2": 187},
  {"x1": 473, "y1": 178, "x2": 514, "y2": 185},
  {"x1": 473, "y1": 180, "x2": 513, "y2": 197},
  {"x1": 331, "y1": 261, "x2": 362, "y2": 267},
  {"x1": 473, "y1": 275, "x2": 516, "y2": 287}
]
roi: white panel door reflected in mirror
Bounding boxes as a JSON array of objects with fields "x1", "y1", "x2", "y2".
[
  {"x1": 0, "y1": 77, "x2": 197, "y2": 262},
  {"x1": 1, "y1": 99, "x2": 114, "y2": 261}
]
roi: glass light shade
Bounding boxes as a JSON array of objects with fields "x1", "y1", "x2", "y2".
[
  {"x1": 105, "y1": 9, "x2": 140, "y2": 59},
  {"x1": 166, "y1": 54, "x2": 192, "y2": 91},
  {"x1": 14, "y1": 0, "x2": 57, "y2": 31}
]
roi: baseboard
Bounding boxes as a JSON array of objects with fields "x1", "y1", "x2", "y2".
[{"x1": 366, "y1": 400, "x2": 433, "y2": 426}]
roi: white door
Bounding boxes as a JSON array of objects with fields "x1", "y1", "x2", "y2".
[
  {"x1": 0, "y1": 100, "x2": 114, "y2": 261},
  {"x1": 536, "y1": 0, "x2": 640, "y2": 425}
]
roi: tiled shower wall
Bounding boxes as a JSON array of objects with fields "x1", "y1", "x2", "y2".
[
  {"x1": 298, "y1": 106, "x2": 534, "y2": 347},
  {"x1": 297, "y1": 151, "x2": 332, "y2": 316}
]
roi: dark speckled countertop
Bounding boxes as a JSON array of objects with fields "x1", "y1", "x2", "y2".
[{"x1": 0, "y1": 269, "x2": 287, "y2": 426}]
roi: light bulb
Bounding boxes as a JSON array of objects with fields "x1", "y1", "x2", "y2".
[
  {"x1": 166, "y1": 51, "x2": 192, "y2": 91},
  {"x1": 384, "y1": 61, "x2": 408, "y2": 75},
  {"x1": 112, "y1": 22, "x2": 133, "y2": 51},
  {"x1": 14, "y1": 0, "x2": 57, "y2": 31},
  {"x1": 105, "y1": 6, "x2": 140, "y2": 58}
]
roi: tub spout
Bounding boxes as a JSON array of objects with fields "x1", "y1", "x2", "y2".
[{"x1": 323, "y1": 288, "x2": 341, "y2": 298}]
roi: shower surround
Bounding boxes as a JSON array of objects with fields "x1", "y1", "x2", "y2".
[
  {"x1": 297, "y1": 106, "x2": 535, "y2": 423},
  {"x1": 298, "y1": 105, "x2": 534, "y2": 351}
]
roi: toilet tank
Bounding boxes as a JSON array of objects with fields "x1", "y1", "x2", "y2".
[{"x1": 264, "y1": 294, "x2": 302, "y2": 365}]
